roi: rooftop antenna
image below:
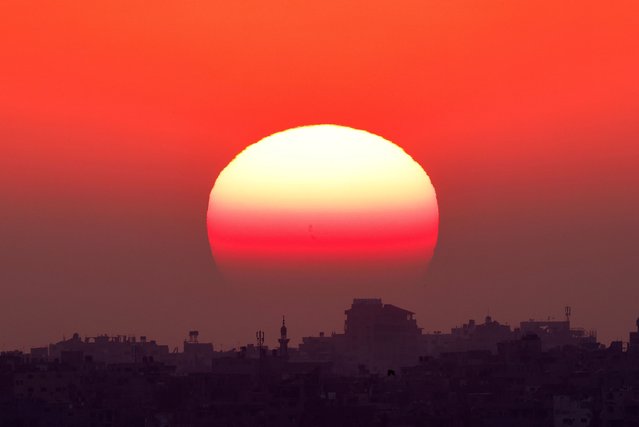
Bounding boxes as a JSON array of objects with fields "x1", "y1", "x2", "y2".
[
  {"x1": 565, "y1": 306, "x2": 571, "y2": 323},
  {"x1": 256, "y1": 330, "x2": 264, "y2": 349}
]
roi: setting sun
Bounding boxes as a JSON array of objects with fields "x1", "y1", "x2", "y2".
[{"x1": 207, "y1": 124, "x2": 439, "y2": 284}]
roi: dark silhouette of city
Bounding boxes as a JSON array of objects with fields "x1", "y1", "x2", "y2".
[{"x1": 2, "y1": 298, "x2": 639, "y2": 426}]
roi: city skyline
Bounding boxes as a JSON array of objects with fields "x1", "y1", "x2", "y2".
[
  {"x1": 4, "y1": 299, "x2": 639, "y2": 425},
  {"x1": 2, "y1": 298, "x2": 625, "y2": 354}
]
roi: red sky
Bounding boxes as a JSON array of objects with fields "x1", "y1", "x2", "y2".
[{"x1": 1, "y1": 1, "x2": 638, "y2": 350}]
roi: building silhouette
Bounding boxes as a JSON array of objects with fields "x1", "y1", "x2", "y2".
[
  {"x1": 278, "y1": 316, "x2": 290, "y2": 359},
  {"x1": 298, "y1": 298, "x2": 597, "y2": 374},
  {"x1": 629, "y1": 317, "x2": 639, "y2": 354},
  {"x1": 2, "y1": 298, "x2": 638, "y2": 426},
  {"x1": 46, "y1": 331, "x2": 213, "y2": 373},
  {"x1": 299, "y1": 298, "x2": 422, "y2": 373}
]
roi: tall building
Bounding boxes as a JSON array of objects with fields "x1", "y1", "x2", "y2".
[
  {"x1": 343, "y1": 298, "x2": 422, "y2": 372},
  {"x1": 298, "y1": 298, "x2": 423, "y2": 373}
]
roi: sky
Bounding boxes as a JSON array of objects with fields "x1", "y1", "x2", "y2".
[{"x1": 1, "y1": 1, "x2": 638, "y2": 350}]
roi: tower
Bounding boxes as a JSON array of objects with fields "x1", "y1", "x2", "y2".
[
  {"x1": 278, "y1": 316, "x2": 290, "y2": 358},
  {"x1": 629, "y1": 317, "x2": 639, "y2": 354}
]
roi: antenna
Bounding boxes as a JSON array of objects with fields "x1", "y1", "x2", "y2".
[
  {"x1": 565, "y1": 306, "x2": 571, "y2": 322},
  {"x1": 256, "y1": 330, "x2": 264, "y2": 349}
]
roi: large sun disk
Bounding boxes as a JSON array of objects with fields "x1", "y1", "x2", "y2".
[{"x1": 207, "y1": 124, "x2": 439, "y2": 285}]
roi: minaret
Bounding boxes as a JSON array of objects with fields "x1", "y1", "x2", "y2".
[
  {"x1": 278, "y1": 316, "x2": 290, "y2": 358},
  {"x1": 630, "y1": 317, "x2": 639, "y2": 354}
]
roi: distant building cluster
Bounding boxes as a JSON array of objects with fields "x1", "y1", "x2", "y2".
[
  {"x1": 298, "y1": 299, "x2": 596, "y2": 374},
  {"x1": 0, "y1": 299, "x2": 637, "y2": 426},
  {"x1": 38, "y1": 330, "x2": 213, "y2": 374}
]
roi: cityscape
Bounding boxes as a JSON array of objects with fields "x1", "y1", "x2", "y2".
[
  {"x1": 2, "y1": 298, "x2": 639, "y2": 426},
  {"x1": 2, "y1": 3, "x2": 637, "y2": 426}
]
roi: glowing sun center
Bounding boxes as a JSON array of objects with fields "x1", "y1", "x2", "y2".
[{"x1": 207, "y1": 124, "x2": 439, "y2": 283}]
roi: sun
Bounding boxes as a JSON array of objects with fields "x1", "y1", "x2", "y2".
[{"x1": 207, "y1": 124, "x2": 438, "y2": 286}]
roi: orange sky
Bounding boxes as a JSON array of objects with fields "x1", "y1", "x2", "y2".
[{"x1": 1, "y1": 1, "x2": 638, "y2": 349}]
